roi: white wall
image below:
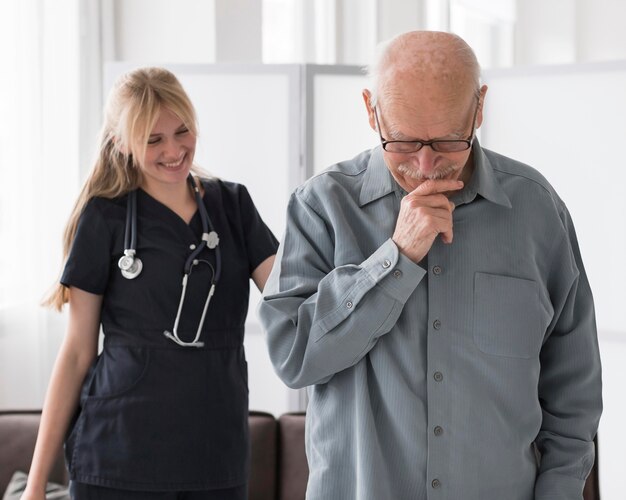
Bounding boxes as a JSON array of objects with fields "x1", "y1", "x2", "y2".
[
  {"x1": 377, "y1": 0, "x2": 425, "y2": 44},
  {"x1": 576, "y1": 0, "x2": 626, "y2": 62},
  {"x1": 214, "y1": 0, "x2": 262, "y2": 62},
  {"x1": 113, "y1": 0, "x2": 216, "y2": 63},
  {"x1": 513, "y1": 0, "x2": 626, "y2": 67},
  {"x1": 481, "y1": 61, "x2": 626, "y2": 498},
  {"x1": 515, "y1": 0, "x2": 577, "y2": 65},
  {"x1": 335, "y1": 0, "x2": 379, "y2": 65}
]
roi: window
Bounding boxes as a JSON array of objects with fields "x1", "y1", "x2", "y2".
[
  {"x1": 0, "y1": 0, "x2": 80, "y2": 408},
  {"x1": 450, "y1": 0, "x2": 516, "y2": 68},
  {"x1": 263, "y1": 0, "x2": 337, "y2": 63}
]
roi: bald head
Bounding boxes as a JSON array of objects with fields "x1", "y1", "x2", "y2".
[{"x1": 368, "y1": 31, "x2": 481, "y2": 108}]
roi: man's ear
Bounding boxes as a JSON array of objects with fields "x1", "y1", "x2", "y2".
[
  {"x1": 362, "y1": 89, "x2": 377, "y2": 132},
  {"x1": 476, "y1": 84, "x2": 488, "y2": 129}
]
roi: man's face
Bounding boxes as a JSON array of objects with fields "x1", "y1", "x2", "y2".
[{"x1": 365, "y1": 86, "x2": 486, "y2": 193}]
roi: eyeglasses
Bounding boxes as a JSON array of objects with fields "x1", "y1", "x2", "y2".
[{"x1": 373, "y1": 98, "x2": 480, "y2": 154}]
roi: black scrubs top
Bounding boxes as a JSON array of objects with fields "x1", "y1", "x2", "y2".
[{"x1": 61, "y1": 179, "x2": 278, "y2": 491}]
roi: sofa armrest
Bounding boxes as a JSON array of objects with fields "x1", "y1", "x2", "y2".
[
  {"x1": 248, "y1": 410, "x2": 277, "y2": 500},
  {"x1": 0, "y1": 411, "x2": 68, "y2": 494},
  {"x1": 277, "y1": 412, "x2": 308, "y2": 500}
]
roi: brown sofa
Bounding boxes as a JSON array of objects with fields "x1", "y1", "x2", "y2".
[
  {"x1": 0, "y1": 410, "x2": 599, "y2": 499},
  {"x1": 0, "y1": 410, "x2": 308, "y2": 500}
]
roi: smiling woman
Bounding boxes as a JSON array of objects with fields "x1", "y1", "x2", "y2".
[
  {"x1": 19, "y1": 66, "x2": 278, "y2": 500},
  {"x1": 141, "y1": 109, "x2": 198, "y2": 191}
]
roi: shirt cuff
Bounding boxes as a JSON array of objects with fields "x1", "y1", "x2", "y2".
[{"x1": 362, "y1": 238, "x2": 426, "y2": 303}]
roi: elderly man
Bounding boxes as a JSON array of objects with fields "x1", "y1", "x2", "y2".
[{"x1": 259, "y1": 31, "x2": 601, "y2": 500}]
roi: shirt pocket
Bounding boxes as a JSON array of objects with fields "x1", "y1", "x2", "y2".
[{"x1": 473, "y1": 272, "x2": 543, "y2": 359}]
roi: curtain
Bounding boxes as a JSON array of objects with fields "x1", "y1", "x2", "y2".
[{"x1": 0, "y1": 0, "x2": 80, "y2": 409}]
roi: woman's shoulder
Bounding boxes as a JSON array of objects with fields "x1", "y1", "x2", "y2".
[
  {"x1": 88, "y1": 193, "x2": 126, "y2": 209},
  {"x1": 80, "y1": 194, "x2": 126, "y2": 222}
]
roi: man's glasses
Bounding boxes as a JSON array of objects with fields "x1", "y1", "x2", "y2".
[{"x1": 373, "y1": 98, "x2": 480, "y2": 154}]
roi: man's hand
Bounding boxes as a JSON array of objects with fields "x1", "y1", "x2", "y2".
[{"x1": 392, "y1": 179, "x2": 463, "y2": 263}]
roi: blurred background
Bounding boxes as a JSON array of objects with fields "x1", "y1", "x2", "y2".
[{"x1": 1, "y1": 0, "x2": 625, "y2": 496}]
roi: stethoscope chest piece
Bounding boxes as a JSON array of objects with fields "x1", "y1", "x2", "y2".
[
  {"x1": 119, "y1": 189, "x2": 143, "y2": 280},
  {"x1": 118, "y1": 251, "x2": 143, "y2": 279}
]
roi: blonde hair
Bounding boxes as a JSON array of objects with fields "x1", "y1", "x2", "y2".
[{"x1": 44, "y1": 67, "x2": 200, "y2": 310}]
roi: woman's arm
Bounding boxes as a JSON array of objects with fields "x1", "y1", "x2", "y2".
[
  {"x1": 251, "y1": 255, "x2": 275, "y2": 292},
  {"x1": 21, "y1": 288, "x2": 102, "y2": 499}
]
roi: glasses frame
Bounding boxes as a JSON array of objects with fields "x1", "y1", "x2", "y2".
[{"x1": 373, "y1": 96, "x2": 481, "y2": 154}]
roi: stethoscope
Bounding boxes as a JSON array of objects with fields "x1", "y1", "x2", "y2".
[{"x1": 118, "y1": 174, "x2": 221, "y2": 348}]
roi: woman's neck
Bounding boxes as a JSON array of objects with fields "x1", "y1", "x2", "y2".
[{"x1": 141, "y1": 177, "x2": 198, "y2": 224}]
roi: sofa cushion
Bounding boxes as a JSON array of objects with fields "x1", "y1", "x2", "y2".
[{"x1": 2, "y1": 471, "x2": 69, "y2": 500}]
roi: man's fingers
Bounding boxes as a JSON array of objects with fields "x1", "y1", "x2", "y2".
[
  {"x1": 440, "y1": 228, "x2": 453, "y2": 244},
  {"x1": 405, "y1": 193, "x2": 452, "y2": 210},
  {"x1": 427, "y1": 209, "x2": 454, "y2": 244},
  {"x1": 410, "y1": 179, "x2": 464, "y2": 196},
  {"x1": 393, "y1": 185, "x2": 458, "y2": 263}
]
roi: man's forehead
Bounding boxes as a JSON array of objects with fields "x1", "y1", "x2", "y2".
[
  {"x1": 380, "y1": 63, "x2": 474, "y2": 98},
  {"x1": 380, "y1": 94, "x2": 475, "y2": 138},
  {"x1": 380, "y1": 86, "x2": 475, "y2": 118}
]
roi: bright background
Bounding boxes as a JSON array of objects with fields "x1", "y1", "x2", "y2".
[{"x1": 1, "y1": 0, "x2": 625, "y2": 496}]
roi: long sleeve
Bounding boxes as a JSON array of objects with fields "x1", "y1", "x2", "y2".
[
  {"x1": 534, "y1": 207, "x2": 602, "y2": 499},
  {"x1": 257, "y1": 145, "x2": 603, "y2": 500},
  {"x1": 258, "y1": 190, "x2": 425, "y2": 389}
]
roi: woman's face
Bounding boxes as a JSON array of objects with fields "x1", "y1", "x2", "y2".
[{"x1": 138, "y1": 107, "x2": 196, "y2": 191}]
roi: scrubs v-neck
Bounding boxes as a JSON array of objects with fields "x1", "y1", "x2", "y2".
[{"x1": 60, "y1": 179, "x2": 278, "y2": 492}]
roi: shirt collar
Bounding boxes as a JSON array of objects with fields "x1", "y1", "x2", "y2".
[
  {"x1": 359, "y1": 147, "x2": 401, "y2": 207},
  {"x1": 359, "y1": 140, "x2": 512, "y2": 209},
  {"x1": 450, "y1": 138, "x2": 512, "y2": 209}
]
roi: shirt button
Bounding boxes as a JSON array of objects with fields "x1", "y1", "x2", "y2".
[
  {"x1": 434, "y1": 426, "x2": 444, "y2": 436},
  {"x1": 189, "y1": 244, "x2": 197, "y2": 250},
  {"x1": 432, "y1": 479, "x2": 441, "y2": 489},
  {"x1": 382, "y1": 259, "x2": 391, "y2": 268},
  {"x1": 434, "y1": 372, "x2": 443, "y2": 382},
  {"x1": 433, "y1": 265, "x2": 442, "y2": 275},
  {"x1": 346, "y1": 301, "x2": 353, "y2": 309},
  {"x1": 433, "y1": 319, "x2": 441, "y2": 330},
  {"x1": 393, "y1": 269, "x2": 403, "y2": 279}
]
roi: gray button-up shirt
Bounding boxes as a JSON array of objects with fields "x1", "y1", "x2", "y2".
[{"x1": 258, "y1": 142, "x2": 602, "y2": 500}]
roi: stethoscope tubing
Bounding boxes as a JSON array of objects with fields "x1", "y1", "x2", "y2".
[
  {"x1": 124, "y1": 187, "x2": 137, "y2": 253},
  {"x1": 119, "y1": 174, "x2": 221, "y2": 347}
]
